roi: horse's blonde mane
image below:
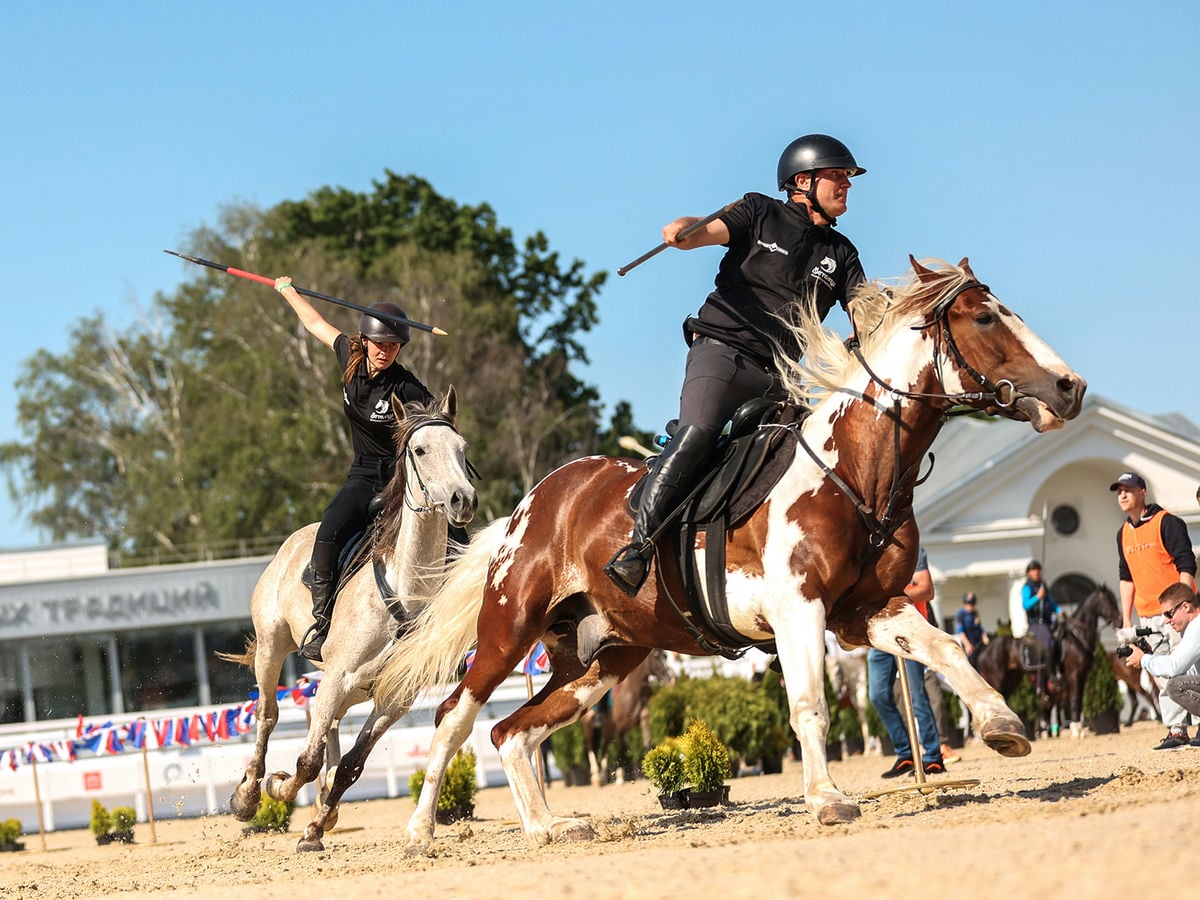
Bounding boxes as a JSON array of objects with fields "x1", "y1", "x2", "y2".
[{"x1": 774, "y1": 258, "x2": 973, "y2": 404}]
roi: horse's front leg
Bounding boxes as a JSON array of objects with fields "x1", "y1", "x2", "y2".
[
  {"x1": 230, "y1": 692, "x2": 278, "y2": 821},
  {"x1": 868, "y1": 603, "x2": 1030, "y2": 758},
  {"x1": 264, "y1": 683, "x2": 340, "y2": 804},
  {"x1": 297, "y1": 703, "x2": 403, "y2": 852},
  {"x1": 773, "y1": 601, "x2": 861, "y2": 825},
  {"x1": 405, "y1": 683, "x2": 489, "y2": 857}
]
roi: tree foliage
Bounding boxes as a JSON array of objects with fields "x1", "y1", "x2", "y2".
[{"x1": 0, "y1": 171, "x2": 656, "y2": 558}]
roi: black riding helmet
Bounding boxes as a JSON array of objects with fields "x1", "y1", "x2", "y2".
[
  {"x1": 776, "y1": 134, "x2": 865, "y2": 225},
  {"x1": 358, "y1": 302, "x2": 411, "y2": 345}
]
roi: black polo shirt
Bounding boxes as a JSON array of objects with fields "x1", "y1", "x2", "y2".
[
  {"x1": 334, "y1": 333, "x2": 433, "y2": 458},
  {"x1": 684, "y1": 191, "x2": 865, "y2": 365}
]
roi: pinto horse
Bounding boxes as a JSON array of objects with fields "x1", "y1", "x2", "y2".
[
  {"x1": 221, "y1": 390, "x2": 476, "y2": 852},
  {"x1": 581, "y1": 649, "x2": 673, "y2": 785},
  {"x1": 377, "y1": 258, "x2": 1086, "y2": 853},
  {"x1": 977, "y1": 586, "x2": 1120, "y2": 738}
]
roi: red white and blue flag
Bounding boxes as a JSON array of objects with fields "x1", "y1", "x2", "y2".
[{"x1": 521, "y1": 642, "x2": 550, "y2": 675}]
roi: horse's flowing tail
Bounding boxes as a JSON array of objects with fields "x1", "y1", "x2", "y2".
[
  {"x1": 375, "y1": 517, "x2": 509, "y2": 710},
  {"x1": 215, "y1": 637, "x2": 257, "y2": 669}
]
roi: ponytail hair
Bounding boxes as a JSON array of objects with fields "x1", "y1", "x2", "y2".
[{"x1": 342, "y1": 336, "x2": 366, "y2": 385}]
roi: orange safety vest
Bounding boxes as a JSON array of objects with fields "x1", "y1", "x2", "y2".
[{"x1": 1122, "y1": 509, "x2": 1181, "y2": 617}]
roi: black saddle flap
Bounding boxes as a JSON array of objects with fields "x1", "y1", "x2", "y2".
[{"x1": 630, "y1": 401, "x2": 804, "y2": 530}]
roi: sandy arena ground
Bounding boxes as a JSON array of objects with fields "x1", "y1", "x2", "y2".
[{"x1": 3, "y1": 719, "x2": 1197, "y2": 900}]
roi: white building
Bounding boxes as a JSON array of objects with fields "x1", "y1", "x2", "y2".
[{"x1": 917, "y1": 394, "x2": 1200, "y2": 633}]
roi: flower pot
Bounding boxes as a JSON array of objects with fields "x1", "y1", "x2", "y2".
[
  {"x1": 0, "y1": 842, "x2": 25, "y2": 852},
  {"x1": 685, "y1": 785, "x2": 730, "y2": 808},
  {"x1": 656, "y1": 790, "x2": 688, "y2": 810},
  {"x1": 435, "y1": 804, "x2": 475, "y2": 825},
  {"x1": 1086, "y1": 708, "x2": 1120, "y2": 735},
  {"x1": 761, "y1": 753, "x2": 785, "y2": 775}
]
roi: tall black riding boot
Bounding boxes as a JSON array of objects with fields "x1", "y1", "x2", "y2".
[
  {"x1": 300, "y1": 540, "x2": 339, "y2": 662},
  {"x1": 604, "y1": 425, "x2": 715, "y2": 597}
]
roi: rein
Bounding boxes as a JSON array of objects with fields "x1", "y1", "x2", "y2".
[
  {"x1": 797, "y1": 280, "x2": 1014, "y2": 552},
  {"x1": 401, "y1": 418, "x2": 479, "y2": 515}
]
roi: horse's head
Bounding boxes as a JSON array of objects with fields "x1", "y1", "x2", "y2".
[
  {"x1": 912, "y1": 257, "x2": 1086, "y2": 432},
  {"x1": 393, "y1": 386, "x2": 478, "y2": 528},
  {"x1": 1086, "y1": 584, "x2": 1121, "y2": 630}
]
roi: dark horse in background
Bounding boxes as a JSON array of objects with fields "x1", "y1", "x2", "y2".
[
  {"x1": 581, "y1": 649, "x2": 673, "y2": 785},
  {"x1": 977, "y1": 586, "x2": 1120, "y2": 738}
]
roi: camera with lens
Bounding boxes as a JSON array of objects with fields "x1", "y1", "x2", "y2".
[{"x1": 1115, "y1": 626, "x2": 1156, "y2": 658}]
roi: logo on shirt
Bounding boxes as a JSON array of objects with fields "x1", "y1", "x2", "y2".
[
  {"x1": 370, "y1": 399, "x2": 392, "y2": 422},
  {"x1": 756, "y1": 240, "x2": 789, "y2": 255},
  {"x1": 809, "y1": 256, "x2": 837, "y2": 288}
]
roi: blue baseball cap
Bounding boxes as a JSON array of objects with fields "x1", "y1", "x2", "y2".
[{"x1": 1109, "y1": 472, "x2": 1147, "y2": 492}]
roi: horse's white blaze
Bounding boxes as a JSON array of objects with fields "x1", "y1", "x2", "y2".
[{"x1": 995, "y1": 304, "x2": 1072, "y2": 374}]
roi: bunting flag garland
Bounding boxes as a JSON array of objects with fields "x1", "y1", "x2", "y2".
[
  {"x1": 521, "y1": 641, "x2": 551, "y2": 676},
  {"x1": 462, "y1": 643, "x2": 551, "y2": 676}
]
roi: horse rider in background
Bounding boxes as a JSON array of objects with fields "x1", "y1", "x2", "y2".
[{"x1": 1021, "y1": 560, "x2": 1060, "y2": 696}]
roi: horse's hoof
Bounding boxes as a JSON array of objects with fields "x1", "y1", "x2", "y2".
[
  {"x1": 817, "y1": 801, "x2": 861, "y2": 826},
  {"x1": 549, "y1": 818, "x2": 595, "y2": 843},
  {"x1": 229, "y1": 791, "x2": 259, "y2": 822},
  {"x1": 981, "y1": 720, "x2": 1032, "y2": 757},
  {"x1": 404, "y1": 840, "x2": 431, "y2": 858},
  {"x1": 296, "y1": 835, "x2": 325, "y2": 853},
  {"x1": 263, "y1": 772, "x2": 290, "y2": 801}
]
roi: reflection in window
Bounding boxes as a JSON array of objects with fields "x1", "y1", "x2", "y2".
[
  {"x1": 119, "y1": 628, "x2": 198, "y2": 712},
  {"x1": 26, "y1": 635, "x2": 113, "y2": 720},
  {"x1": 0, "y1": 646, "x2": 22, "y2": 724},
  {"x1": 204, "y1": 621, "x2": 256, "y2": 705}
]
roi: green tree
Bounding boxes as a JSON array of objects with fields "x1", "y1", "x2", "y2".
[{"x1": 0, "y1": 172, "x2": 610, "y2": 557}]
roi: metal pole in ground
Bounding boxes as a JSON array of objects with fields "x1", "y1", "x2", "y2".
[{"x1": 864, "y1": 656, "x2": 980, "y2": 800}]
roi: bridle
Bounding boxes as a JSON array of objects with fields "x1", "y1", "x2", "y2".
[
  {"x1": 400, "y1": 417, "x2": 479, "y2": 515},
  {"x1": 795, "y1": 279, "x2": 1021, "y2": 550}
]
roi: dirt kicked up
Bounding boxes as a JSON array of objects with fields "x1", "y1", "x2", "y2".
[{"x1": 5, "y1": 719, "x2": 1199, "y2": 900}]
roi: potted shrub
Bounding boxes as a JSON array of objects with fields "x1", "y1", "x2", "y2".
[
  {"x1": 1083, "y1": 641, "x2": 1122, "y2": 735},
  {"x1": 642, "y1": 737, "x2": 687, "y2": 809},
  {"x1": 242, "y1": 794, "x2": 295, "y2": 835},
  {"x1": 90, "y1": 799, "x2": 114, "y2": 845},
  {"x1": 680, "y1": 719, "x2": 731, "y2": 807},
  {"x1": 409, "y1": 748, "x2": 478, "y2": 824},
  {"x1": 0, "y1": 818, "x2": 24, "y2": 852},
  {"x1": 110, "y1": 806, "x2": 136, "y2": 844}
]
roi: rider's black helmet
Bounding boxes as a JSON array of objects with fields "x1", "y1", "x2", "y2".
[
  {"x1": 358, "y1": 302, "x2": 411, "y2": 345},
  {"x1": 776, "y1": 134, "x2": 866, "y2": 191}
]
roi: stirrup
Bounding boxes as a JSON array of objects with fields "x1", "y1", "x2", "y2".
[
  {"x1": 299, "y1": 622, "x2": 326, "y2": 662},
  {"x1": 604, "y1": 543, "x2": 651, "y2": 597}
]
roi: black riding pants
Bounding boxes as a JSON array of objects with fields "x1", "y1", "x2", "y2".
[
  {"x1": 314, "y1": 455, "x2": 395, "y2": 557},
  {"x1": 677, "y1": 337, "x2": 784, "y2": 433}
]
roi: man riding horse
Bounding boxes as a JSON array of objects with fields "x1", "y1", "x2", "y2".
[{"x1": 605, "y1": 134, "x2": 867, "y2": 596}]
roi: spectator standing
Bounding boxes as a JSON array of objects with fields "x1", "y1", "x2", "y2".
[
  {"x1": 955, "y1": 592, "x2": 989, "y2": 668},
  {"x1": 1112, "y1": 471, "x2": 1198, "y2": 749},
  {"x1": 869, "y1": 548, "x2": 945, "y2": 777}
]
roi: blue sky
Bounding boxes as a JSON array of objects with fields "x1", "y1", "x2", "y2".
[{"x1": 2, "y1": 1, "x2": 1197, "y2": 549}]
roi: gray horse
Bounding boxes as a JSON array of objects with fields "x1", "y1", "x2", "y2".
[{"x1": 222, "y1": 388, "x2": 476, "y2": 852}]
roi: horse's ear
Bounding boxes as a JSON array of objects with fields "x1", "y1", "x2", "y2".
[
  {"x1": 441, "y1": 385, "x2": 458, "y2": 422},
  {"x1": 392, "y1": 391, "x2": 408, "y2": 421},
  {"x1": 910, "y1": 255, "x2": 936, "y2": 282},
  {"x1": 958, "y1": 257, "x2": 975, "y2": 278}
]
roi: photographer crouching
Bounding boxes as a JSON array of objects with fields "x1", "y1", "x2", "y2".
[{"x1": 1122, "y1": 584, "x2": 1200, "y2": 747}]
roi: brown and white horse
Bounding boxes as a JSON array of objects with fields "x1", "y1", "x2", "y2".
[
  {"x1": 222, "y1": 390, "x2": 476, "y2": 852},
  {"x1": 377, "y1": 258, "x2": 1086, "y2": 853}
]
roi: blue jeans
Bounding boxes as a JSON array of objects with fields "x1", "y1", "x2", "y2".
[{"x1": 867, "y1": 648, "x2": 942, "y2": 764}]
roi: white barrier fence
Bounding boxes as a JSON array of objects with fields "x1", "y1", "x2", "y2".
[{"x1": 0, "y1": 675, "x2": 547, "y2": 833}]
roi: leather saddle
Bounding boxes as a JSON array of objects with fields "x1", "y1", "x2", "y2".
[{"x1": 626, "y1": 398, "x2": 808, "y2": 655}]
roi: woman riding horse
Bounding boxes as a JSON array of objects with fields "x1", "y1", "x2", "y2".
[{"x1": 274, "y1": 275, "x2": 435, "y2": 662}]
